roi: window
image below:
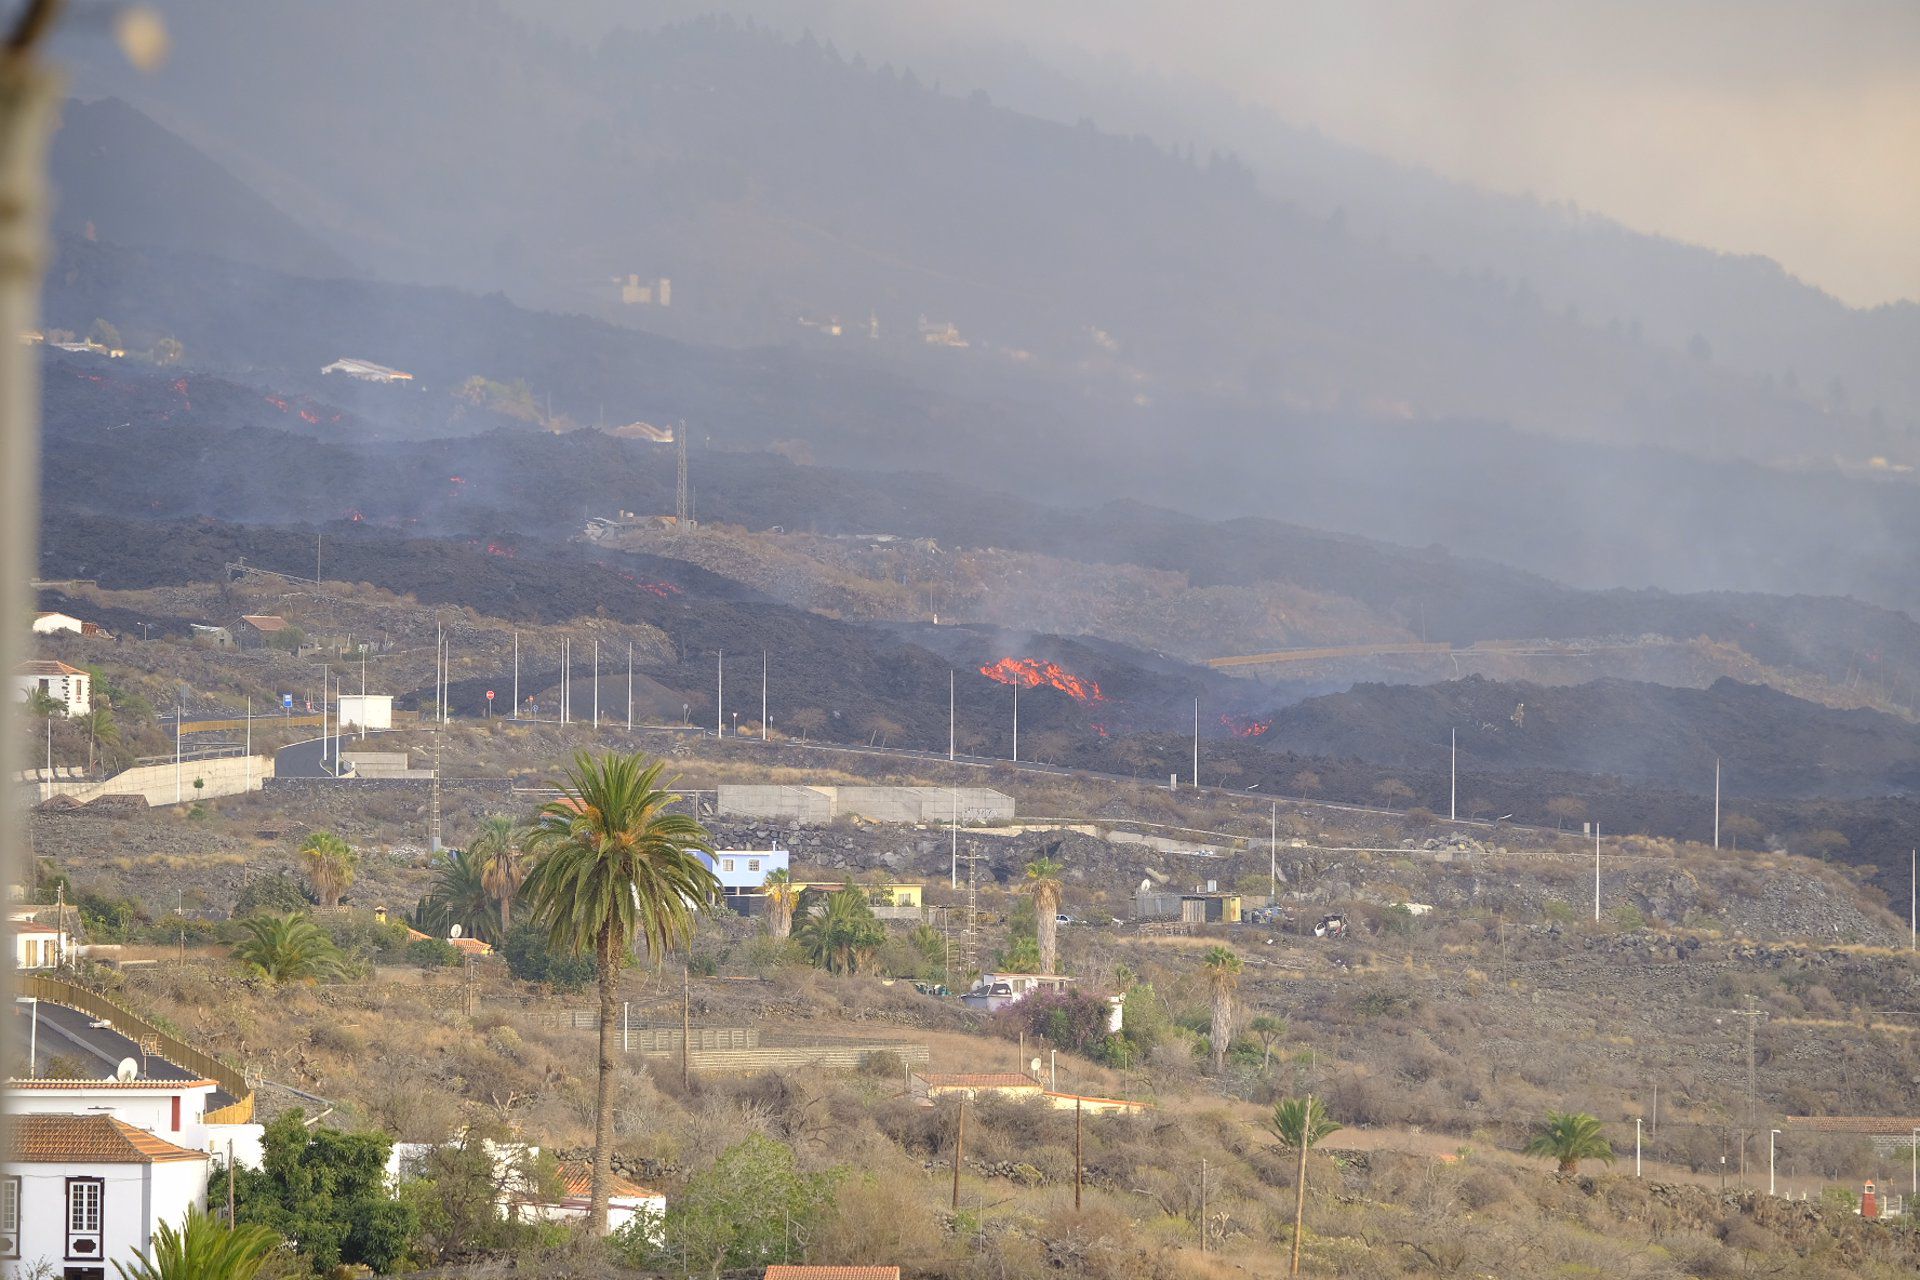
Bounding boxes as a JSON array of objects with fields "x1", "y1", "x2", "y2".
[
  {"x1": 722, "y1": 858, "x2": 734, "y2": 872},
  {"x1": 748, "y1": 859, "x2": 760, "y2": 872},
  {"x1": 68, "y1": 1180, "x2": 101, "y2": 1233},
  {"x1": 1, "y1": 1174, "x2": 19, "y2": 1257}
]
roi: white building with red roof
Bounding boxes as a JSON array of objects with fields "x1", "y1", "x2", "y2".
[
  {"x1": 2, "y1": 1113, "x2": 209, "y2": 1274},
  {"x1": 12, "y1": 659, "x2": 90, "y2": 715}
]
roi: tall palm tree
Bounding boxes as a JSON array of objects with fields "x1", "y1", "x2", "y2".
[
  {"x1": 1523, "y1": 1111, "x2": 1616, "y2": 1174},
  {"x1": 1024, "y1": 853, "x2": 1064, "y2": 974},
  {"x1": 114, "y1": 1208, "x2": 280, "y2": 1280},
  {"x1": 470, "y1": 815, "x2": 530, "y2": 934},
  {"x1": 762, "y1": 867, "x2": 798, "y2": 939},
  {"x1": 81, "y1": 701, "x2": 118, "y2": 773},
  {"x1": 1202, "y1": 946, "x2": 1243, "y2": 1073},
  {"x1": 521, "y1": 750, "x2": 717, "y2": 1235},
  {"x1": 296, "y1": 831, "x2": 356, "y2": 908},
  {"x1": 232, "y1": 914, "x2": 347, "y2": 983}
]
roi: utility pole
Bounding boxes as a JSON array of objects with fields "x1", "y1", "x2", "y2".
[
  {"x1": 1199, "y1": 1158, "x2": 1208, "y2": 1252},
  {"x1": 359, "y1": 652, "x2": 366, "y2": 741},
  {"x1": 1450, "y1": 728, "x2": 1457, "y2": 821},
  {"x1": 1713, "y1": 756, "x2": 1721, "y2": 849},
  {"x1": 1635, "y1": 1117, "x2": 1643, "y2": 1178},
  {"x1": 761, "y1": 650, "x2": 768, "y2": 741},
  {"x1": 949, "y1": 783, "x2": 958, "y2": 889},
  {"x1": 592, "y1": 638, "x2": 600, "y2": 728},
  {"x1": 1270, "y1": 800, "x2": 1279, "y2": 902},
  {"x1": 1192, "y1": 698, "x2": 1199, "y2": 788},
  {"x1": 951, "y1": 1099, "x2": 966, "y2": 1210},
  {"x1": 1074, "y1": 1097, "x2": 1084, "y2": 1212},
  {"x1": 1011, "y1": 684, "x2": 1018, "y2": 762},
  {"x1": 682, "y1": 965, "x2": 692, "y2": 1090},
  {"x1": 1722, "y1": 996, "x2": 1767, "y2": 1187},
  {"x1": 675, "y1": 423, "x2": 689, "y2": 525},
  {"x1": 1594, "y1": 824, "x2": 1601, "y2": 922},
  {"x1": 1910, "y1": 848, "x2": 1915, "y2": 952},
  {"x1": 628, "y1": 643, "x2": 634, "y2": 731},
  {"x1": 716, "y1": 651, "x2": 723, "y2": 737},
  {"x1": 1290, "y1": 1098, "x2": 1310, "y2": 1276},
  {"x1": 429, "y1": 719, "x2": 443, "y2": 853},
  {"x1": 949, "y1": 669, "x2": 955, "y2": 761},
  {"x1": 513, "y1": 631, "x2": 519, "y2": 719}
]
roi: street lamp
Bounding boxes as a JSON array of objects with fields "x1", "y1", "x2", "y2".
[
  {"x1": 1635, "y1": 1118, "x2": 1643, "y2": 1177},
  {"x1": 1769, "y1": 1129, "x2": 1782, "y2": 1196}
]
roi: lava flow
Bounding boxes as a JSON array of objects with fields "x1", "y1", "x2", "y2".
[
  {"x1": 1220, "y1": 713, "x2": 1272, "y2": 738},
  {"x1": 979, "y1": 657, "x2": 1105, "y2": 703}
]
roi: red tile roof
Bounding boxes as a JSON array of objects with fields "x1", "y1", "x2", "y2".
[
  {"x1": 8, "y1": 1113, "x2": 209, "y2": 1164},
  {"x1": 765, "y1": 1269, "x2": 900, "y2": 1280},
  {"x1": 9, "y1": 1077, "x2": 217, "y2": 1091},
  {"x1": 15, "y1": 659, "x2": 86, "y2": 677},
  {"x1": 917, "y1": 1072, "x2": 1040, "y2": 1089},
  {"x1": 238, "y1": 615, "x2": 289, "y2": 631},
  {"x1": 555, "y1": 1159, "x2": 658, "y2": 1201}
]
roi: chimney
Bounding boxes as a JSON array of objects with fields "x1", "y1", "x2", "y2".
[
  {"x1": 373, "y1": 905, "x2": 388, "y2": 924},
  {"x1": 1862, "y1": 1180, "x2": 1878, "y2": 1218}
]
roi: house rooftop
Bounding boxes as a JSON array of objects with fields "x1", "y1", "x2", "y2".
[
  {"x1": 8, "y1": 1113, "x2": 209, "y2": 1164},
  {"x1": 237, "y1": 614, "x2": 289, "y2": 631},
  {"x1": 555, "y1": 1159, "x2": 659, "y2": 1201},
  {"x1": 8, "y1": 1077, "x2": 218, "y2": 1091},
  {"x1": 15, "y1": 659, "x2": 86, "y2": 677},
  {"x1": 916, "y1": 1072, "x2": 1039, "y2": 1089}
]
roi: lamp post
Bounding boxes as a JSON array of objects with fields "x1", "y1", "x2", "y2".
[
  {"x1": 1635, "y1": 1117, "x2": 1643, "y2": 1177},
  {"x1": 1769, "y1": 1129, "x2": 1781, "y2": 1196}
]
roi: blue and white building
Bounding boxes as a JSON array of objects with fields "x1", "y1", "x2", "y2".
[{"x1": 695, "y1": 846, "x2": 790, "y2": 911}]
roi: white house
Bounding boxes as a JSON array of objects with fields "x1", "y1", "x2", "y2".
[
  {"x1": 12, "y1": 921, "x2": 70, "y2": 969},
  {"x1": 31, "y1": 612, "x2": 83, "y2": 635},
  {"x1": 520, "y1": 1161, "x2": 664, "y2": 1235},
  {"x1": 13, "y1": 660, "x2": 90, "y2": 715},
  {"x1": 4, "y1": 1113, "x2": 208, "y2": 1274},
  {"x1": 959, "y1": 972, "x2": 1075, "y2": 1014},
  {"x1": 336, "y1": 694, "x2": 393, "y2": 730},
  {"x1": 696, "y1": 847, "x2": 789, "y2": 906}
]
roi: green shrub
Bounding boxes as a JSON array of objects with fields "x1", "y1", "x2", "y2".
[
  {"x1": 406, "y1": 937, "x2": 461, "y2": 968},
  {"x1": 501, "y1": 922, "x2": 596, "y2": 992}
]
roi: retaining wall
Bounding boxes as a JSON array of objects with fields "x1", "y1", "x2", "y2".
[{"x1": 34, "y1": 754, "x2": 274, "y2": 807}]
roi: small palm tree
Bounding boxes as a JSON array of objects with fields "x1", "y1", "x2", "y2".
[
  {"x1": 1269, "y1": 1095, "x2": 1342, "y2": 1150},
  {"x1": 996, "y1": 935, "x2": 1042, "y2": 974},
  {"x1": 82, "y1": 702, "x2": 118, "y2": 773},
  {"x1": 470, "y1": 815, "x2": 530, "y2": 934},
  {"x1": 297, "y1": 831, "x2": 356, "y2": 908},
  {"x1": 762, "y1": 867, "x2": 798, "y2": 939},
  {"x1": 1024, "y1": 854, "x2": 1064, "y2": 974},
  {"x1": 417, "y1": 847, "x2": 500, "y2": 943},
  {"x1": 521, "y1": 750, "x2": 717, "y2": 1235},
  {"x1": 1249, "y1": 1014, "x2": 1289, "y2": 1072},
  {"x1": 114, "y1": 1207, "x2": 280, "y2": 1280},
  {"x1": 794, "y1": 883, "x2": 886, "y2": 974},
  {"x1": 1202, "y1": 946, "x2": 1243, "y2": 1073},
  {"x1": 232, "y1": 914, "x2": 347, "y2": 983},
  {"x1": 1523, "y1": 1111, "x2": 1616, "y2": 1174}
]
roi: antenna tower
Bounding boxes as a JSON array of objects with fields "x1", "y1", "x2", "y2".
[
  {"x1": 675, "y1": 422, "x2": 689, "y2": 526},
  {"x1": 429, "y1": 723, "x2": 443, "y2": 853}
]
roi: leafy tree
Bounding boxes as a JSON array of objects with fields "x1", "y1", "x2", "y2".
[
  {"x1": 396, "y1": 1128, "x2": 560, "y2": 1260},
  {"x1": 1024, "y1": 852, "x2": 1064, "y2": 974},
  {"x1": 521, "y1": 750, "x2": 717, "y2": 1235},
  {"x1": 24, "y1": 686, "x2": 61, "y2": 717},
  {"x1": 619, "y1": 1134, "x2": 837, "y2": 1276},
  {"x1": 1269, "y1": 1095, "x2": 1342, "y2": 1150},
  {"x1": 1798, "y1": 829, "x2": 1850, "y2": 860},
  {"x1": 113, "y1": 1208, "x2": 280, "y2": 1280},
  {"x1": 406, "y1": 937, "x2": 460, "y2": 968},
  {"x1": 794, "y1": 883, "x2": 886, "y2": 975},
  {"x1": 469, "y1": 815, "x2": 530, "y2": 934},
  {"x1": 1000, "y1": 988, "x2": 1113, "y2": 1056},
  {"x1": 1202, "y1": 946, "x2": 1243, "y2": 1073},
  {"x1": 265, "y1": 625, "x2": 308, "y2": 653},
  {"x1": 231, "y1": 1111, "x2": 416, "y2": 1273},
  {"x1": 414, "y1": 846, "x2": 499, "y2": 943},
  {"x1": 500, "y1": 920, "x2": 597, "y2": 991},
  {"x1": 1523, "y1": 1111, "x2": 1615, "y2": 1174},
  {"x1": 1248, "y1": 1014, "x2": 1288, "y2": 1071},
  {"x1": 762, "y1": 867, "x2": 798, "y2": 939},
  {"x1": 298, "y1": 831, "x2": 356, "y2": 908},
  {"x1": 1720, "y1": 814, "x2": 1765, "y2": 849},
  {"x1": 232, "y1": 914, "x2": 348, "y2": 983}
]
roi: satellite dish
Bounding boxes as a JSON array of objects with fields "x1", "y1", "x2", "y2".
[
  {"x1": 1029, "y1": 1057, "x2": 1042, "y2": 1074},
  {"x1": 448, "y1": 924, "x2": 463, "y2": 939},
  {"x1": 114, "y1": 1058, "x2": 139, "y2": 1082}
]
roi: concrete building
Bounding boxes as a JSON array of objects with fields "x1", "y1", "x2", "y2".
[
  {"x1": 960, "y1": 972, "x2": 1074, "y2": 1014},
  {"x1": 31, "y1": 611, "x2": 82, "y2": 635},
  {"x1": 337, "y1": 693, "x2": 393, "y2": 730},
  {"x1": 12, "y1": 921, "x2": 69, "y2": 969},
  {"x1": 619, "y1": 274, "x2": 672, "y2": 307},
  {"x1": 234, "y1": 615, "x2": 290, "y2": 648},
  {"x1": 14, "y1": 660, "x2": 89, "y2": 715},
  {"x1": 3, "y1": 1113, "x2": 209, "y2": 1274},
  {"x1": 717, "y1": 784, "x2": 1013, "y2": 825},
  {"x1": 697, "y1": 847, "x2": 790, "y2": 907}
]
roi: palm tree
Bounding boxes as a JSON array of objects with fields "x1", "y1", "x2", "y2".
[
  {"x1": 416, "y1": 847, "x2": 500, "y2": 943},
  {"x1": 470, "y1": 815, "x2": 530, "y2": 934},
  {"x1": 297, "y1": 831, "x2": 356, "y2": 908},
  {"x1": 232, "y1": 914, "x2": 347, "y2": 983},
  {"x1": 81, "y1": 702, "x2": 118, "y2": 773},
  {"x1": 762, "y1": 867, "x2": 798, "y2": 939},
  {"x1": 1024, "y1": 854, "x2": 1064, "y2": 974},
  {"x1": 1202, "y1": 946, "x2": 1243, "y2": 1073},
  {"x1": 1523, "y1": 1111, "x2": 1616, "y2": 1174},
  {"x1": 521, "y1": 750, "x2": 717, "y2": 1235},
  {"x1": 114, "y1": 1208, "x2": 280, "y2": 1280},
  {"x1": 794, "y1": 883, "x2": 886, "y2": 975},
  {"x1": 996, "y1": 935, "x2": 1042, "y2": 974},
  {"x1": 1269, "y1": 1095, "x2": 1342, "y2": 1150}
]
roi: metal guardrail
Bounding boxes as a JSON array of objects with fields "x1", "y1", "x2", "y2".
[{"x1": 18, "y1": 974, "x2": 255, "y2": 1124}]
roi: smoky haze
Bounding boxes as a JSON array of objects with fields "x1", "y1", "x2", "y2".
[{"x1": 39, "y1": 0, "x2": 1920, "y2": 613}]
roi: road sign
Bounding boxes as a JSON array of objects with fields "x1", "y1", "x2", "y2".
[
  {"x1": 281, "y1": 693, "x2": 293, "y2": 709},
  {"x1": 486, "y1": 690, "x2": 495, "y2": 701}
]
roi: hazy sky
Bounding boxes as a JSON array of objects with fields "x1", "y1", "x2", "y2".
[{"x1": 560, "y1": 0, "x2": 1920, "y2": 308}]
